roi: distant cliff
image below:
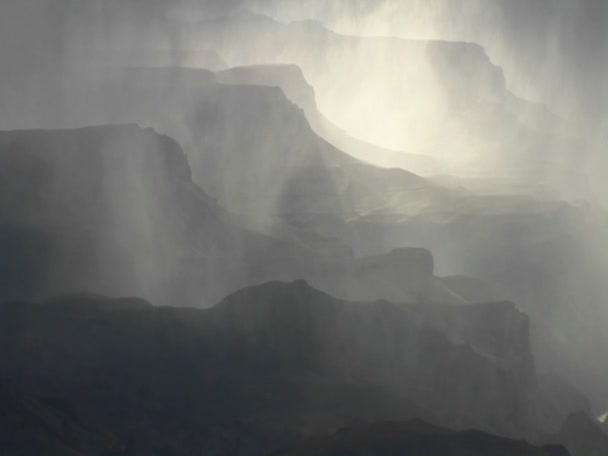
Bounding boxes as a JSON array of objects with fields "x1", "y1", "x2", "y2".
[{"x1": 0, "y1": 125, "x2": 246, "y2": 306}]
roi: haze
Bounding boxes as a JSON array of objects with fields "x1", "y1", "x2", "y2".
[{"x1": 0, "y1": 1, "x2": 607, "y2": 455}]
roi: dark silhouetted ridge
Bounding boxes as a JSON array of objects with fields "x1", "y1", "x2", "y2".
[{"x1": 272, "y1": 420, "x2": 570, "y2": 456}]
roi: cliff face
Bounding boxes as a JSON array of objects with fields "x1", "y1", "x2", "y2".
[
  {"x1": 346, "y1": 201, "x2": 608, "y2": 410},
  {"x1": 195, "y1": 13, "x2": 508, "y2": 152},
  {"x1": 215, "y1": 281, "x2": 545, "y2": 438},
  {"x1": 553, "y1": 412, "x2": 608, "y2": 456},
  {"x1": 212, "y1": 62, "x2": 571, "y2": 192},
  {"x1": 273, "y1": 420, "x2": 570, "y2": 456},
  {"x1": 56, "y1": 68, "x2": 440, "y2": 235},
  {"x1": 354, "y1": 248, "x2": 435, "y2": 297},
  {"x1": 0, "y1": 65, "x2": 435, "y2": 230},
  {"x1": 0, "y1": 125, "x2": 246, "y2": 306},
  {"x1": 0, "y1": 61, "x2": 603, "y2": 412},
  {"x1": 194, "y1": 15, "x2": 587, "y2": 193},
  {"x1": 0, "y1": 121, "x2": 503, "y2": 311},
  {"x1": 279, "y1": 0, "x2": 608, "y2": 116},
  {"x1": 0, "y1": 282, "x2": 597, "y2": 455},
  {"x1": 182, "y1": 84, "x2": 346, "y2": 221},
  {"x1": 215, "y1": 63, "x2": 439, "y2": 175},
  {"x1": 216, "y1": 64, "x2": 318, "y2": 113},
  {"x1": 414, "y1": 301, "x2": 532, "y2": 368},
  {"x1": 308, "y1": 248, "x2": 436, "y2": 303},
  {"x1": 0, "y1": 377, "x2": 119, "y2": 455},
  {"x1": 0, "y1": 282, "x2": 551, "y2": 449}
]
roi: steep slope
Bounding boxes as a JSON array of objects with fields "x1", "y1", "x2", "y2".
[
  {"x1": 6, "y1": 13, "x2": 580, "y2": 187},
  {"x1": 195, "y1": 12, "x2": 507, "y2": 151},
  {"x1": 212, "y1": 281, "x2": 552, "y2": 438},
  {"x1": 215, "y1": 63, "x2": 438, "y2": 175},
  {"x1": 552, "y1": 412, "x2": 608, "y2": 456},
  {"x1": 136, "y1": 70, "x2": 608, "y2": 412},
  {"x1": 1, "y1": 64, "x2": 605, "y2": 411},
  {"x1": 214, "y1": 62, "x2": 582, "y2": 193},
  {"x1": 345, "y1": 200, "x2": 608, "y2": 412},
  {"x1": 0, "y1": 282, "x2": 561, "y2": 451},
  {"x1": 0, "y1": 378, "x2": 119, "y2": 456},
  {"x1": 0, "y1": 125, "x2": 249, "y2": 306},
  {"x1": 288, "y1": 0, "x2": 608, "y2": 117},
  {"x1": 0, "y1": 66, "x2": 443, "y2": 237},
  {"x1": 272, "y1": 420, "x2": 569, "y2": 456},
  {"x1": 0, "y1": 122, "x2": 519, "y2": 311},
  {"x1": 216, "y1": 64, "x2": 317, "y2": 114},
  {"x1": 194, "y1": 13, "x2": 584, "y2": 192}
]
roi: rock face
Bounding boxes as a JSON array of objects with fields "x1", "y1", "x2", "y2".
[
  {"x1": 194, "y1": 12, "x2": 507, "y2": 152},
  {"x1": 413, "y1": 301, "x2": 532, "y2": 369},
  {"x1": 2, "y1": 65, "x2": 443, "y2": 242},
  {"x1": 216, "y1": 64, "x2": 318, "y2": 114},
  {"x1": 273, "y1": 420, "x2": 570, "y2": 456},
  {"x1": 215, "y1": 281, "x2": 546, "y2": 438},
  {"x1": 310, "y1": 248, "x2": 437, "y2": 303},
  {"x1": 214, "y1": 17, "x2": 600, "y2": 196},
  {"x1": 213, "y1": 62, "x2": 423, "y2": 173},
  {"x1": 552, "y1": 412, "x2": 608, "y2": 456},
  {"x1": 0, "y1": 122, "x2": 516, "y2": 311},
  {"x1": 0, "y1": 378, "x2": 119, "y2": 456},
  {"x1": 346, "y1": 201, "x2": 608, "y2": 411},
  {"x1": 0, "y1": 282, "x2": 555, "y2": 452},
  {"x1": 193, "y1": 14, "x2": 588, "y2": 192},
  {"x1": 0, "y1": 125, "x2": 247, "y2": 306},
  {"x1": 184, "y1": 84, "x2": 348, "y2": 222},
  {"x1": 321, "y1": 0, "x2": 608, "y2": 117},
  {"x1": 0, "y1": 60, "x2": 604, "y2": 414},
  {"x1": 354, "y1": 248, "x2": 435, "y2": 298},
  {"x1": 539, "y1": 375, "x2": 593, "y2": 428}
]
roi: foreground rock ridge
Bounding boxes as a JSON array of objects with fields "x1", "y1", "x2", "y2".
[
  {"x1": 0, "y1": 280, "x2": 598, "y2": 454},
  {"x1": 272, "y1": 420, "x2": 570, "y2": 456}
]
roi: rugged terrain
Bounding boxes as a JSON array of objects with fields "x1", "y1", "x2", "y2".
[{"x1": 0, "y1": 281, "x2": 584, "y2": 454}]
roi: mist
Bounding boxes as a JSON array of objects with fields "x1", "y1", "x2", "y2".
[
  {"x1": 247, "y1": 1, "x2": 607, "y2": 199},
  {"x1": 0, "y1": 1, "x2": 607, "y2": 455}
]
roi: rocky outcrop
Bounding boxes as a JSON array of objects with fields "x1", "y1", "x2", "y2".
[
  {"x1": 0, "y1": 125, "x2": 247, "y2": 306},
  {"x1": 1, "y1": 283, "x2": 580, "y2": 453},
  {"x1": 552, "y1": 412, "x2": 608, "y2": 456},
  {"x1": 310, "y1": 248, "x2": 436, "y2": 303},
  {"x1": 194, "y1": 13, "x2": 508, "y2": 151},
  {"x1": 354, "y1": 248, "x2": 434, "y2": 297},
  {"x1": 0, "y1": 282, "x2": 554, "y2": 447},
  {"x1": 413, "y1": 301, "x2": 533, "y2": 369},
  {"x1": 0, "y1": 122, "x2": 502, "y2": 312},
  {"x1": 0, "y1": 292, "x2": 415, "y2": 455},
  {"x1": 194, "y1": 14, "x2": 589, "y2": 192},
  {"x1": 1, "y1": 59, "x2": 603, "y2": 416},
  {"x1": 0, "y1": 378, "x2": 120, "y2": 456},
  {"x1": 539, "y1": 375, "x2": 593, "y2": 428},
  {"x1": 0, "y1": 63, "x2": 441, "y2": 233},
  {"x1": 273, "y1": 420, "x2": 570, "y2": 456},
  {"x1": 215, "y1": 62, "x2": 440, "y2": 175},
  {"x1": 216, "y1": 64, "x2": 318, "y2": 113},
  {"x1": 215, "y1": 280, "x2": 548, "y2": 438}
]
